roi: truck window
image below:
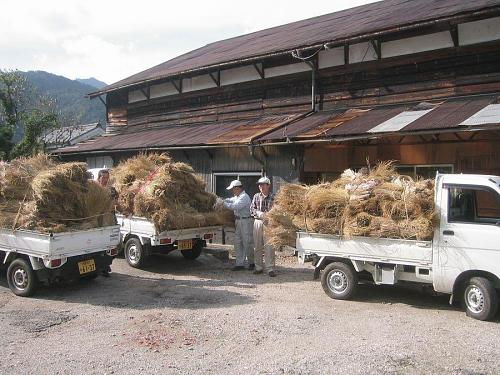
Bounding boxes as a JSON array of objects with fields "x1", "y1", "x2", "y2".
[{"x1": 448, "y1": 187, "x2": 500, "y2": 224}]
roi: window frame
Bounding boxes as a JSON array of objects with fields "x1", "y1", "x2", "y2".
[
  {"x1": 212, "y1": 171, "x2": 263, "y2": 195},
  {"x1": 445, "y1": 184, "x2": 500, "y2": 226}
]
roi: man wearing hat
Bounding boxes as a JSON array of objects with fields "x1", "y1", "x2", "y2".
[
  {"x1": 251, "y1": 176, "x2": 276, "y2": 277},
  {"x1": 223, "y1": 180, "x2": 255, "y2": 271}
]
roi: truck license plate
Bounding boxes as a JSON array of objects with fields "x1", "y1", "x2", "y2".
[
  {"x1": 177, "y1": 239, "x2": 193, "y2": 250},
  {"x1": 78, "y1": 259, "x2": 96, "y2": 274}
]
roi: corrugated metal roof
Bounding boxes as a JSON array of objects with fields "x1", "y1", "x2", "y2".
[
  {"x1": 327, "y1": 106, "x2": 409, "y2": 136},
  {"x1": 43, "y1": 123, "x2": 101, "y2": 144},
  {"x1": 57, "y1": 115, "x2": 299, "y2": 153},
  {"x1": 58, "y1": 95, "x2": 500, "y2": 155},
  {"x1": 91, "y1": 0, "x2": 500, "y2": 96},
  {"x1": 460, "y1": 103, "x2": 500, "y2": 125},
  {"x1": 367, "y1": 108, "x2": 434, "y2": 133},
  {"x1": 402, "y1": 96, "x2": 494, "y2": 130}
]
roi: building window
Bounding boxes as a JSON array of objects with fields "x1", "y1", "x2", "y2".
[
  {"x1": 448, "y1": 186, "x2": 500, "y2": 224},
  {"x1": 213, "y1": 172, "x2": 262, "y2": 198},
  {"x1": 395, "y1": 164, "x2": 453, "y2": 179}
]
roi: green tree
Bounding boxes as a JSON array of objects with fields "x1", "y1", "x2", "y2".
[{"x1": 0, "y1": 69, "x2": 59, "y2": 160}]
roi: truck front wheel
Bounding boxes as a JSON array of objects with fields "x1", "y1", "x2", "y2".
[
  {"x1": 321, "y1": 262, "x2": 358, "y2": 300},
  {"x1": 463, "y1": 277, "x2": 498, "y2": 321},
  {"x1": 125, "y1": 238, "x2": 149, "y2": 268},
  {"x1": 181, "y1": 240, "x2": 203, "y2": 260},
  {"x1": 7, "y1": 258, "x2": 37, "y2": 297}
]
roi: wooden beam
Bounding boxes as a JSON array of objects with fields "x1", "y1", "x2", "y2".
[
  {"x1": 253, "y1": 64, "x2": 264, "y2": 79},
  {"x1": 209, "y1": 71, "x2": 220, "y2": 86},
  {"x1": 140, "y1": 87, "x2": 149, "y2": 100},
  {"x1": 344, "y1": 44, "x2": 349, "y2": 65},
  {"x1": 97, "y1": 95, "x2": 106, "y2": 107},
  {"x1": 450, "y1": 25, "x2": 459, "y2": 47},
  {"x1": 171, "y1": 79, "x2": 182, "y2": 93},
  {"x1": 370, "y1": 40, "x2": 381, "y2": 60}
]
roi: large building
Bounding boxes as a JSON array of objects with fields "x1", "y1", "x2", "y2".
[{"x1": 58, "y1": 0, "x2": 500, "y2": 197}]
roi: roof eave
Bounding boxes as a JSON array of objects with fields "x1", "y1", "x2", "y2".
[{"x1": 88, "y1": 5, "x2": 500, "y2": 99}]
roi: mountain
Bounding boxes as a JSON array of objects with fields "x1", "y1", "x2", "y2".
[
  {"x1": 76, "y1": 77, "x2": 107, "y2": 89},
  {"x1": 23, "y1": 71, "x2": 106, "y2": 126}
]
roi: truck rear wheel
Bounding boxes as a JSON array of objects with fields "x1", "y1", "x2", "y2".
[
  {"x1": 7, "y1": 258, "x2": 37, "y2": 297},
  {"x1": 463, "y1": 277, "x2": 498, "y2": 321},
  {"x1": 125, "y1": 238, "x2": 149, "y2": 268},
  {"x1": 321, "y1": 262, "x2": 358, "y2": 300},
  {"x1": 181, "y1": 241, "x2": 203, "y2": 260}
]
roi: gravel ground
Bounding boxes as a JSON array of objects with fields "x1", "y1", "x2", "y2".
[{"x1": 0, "y1": 250, "x2": 499, "y2": 375}]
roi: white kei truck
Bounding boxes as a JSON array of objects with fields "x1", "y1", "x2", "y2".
[
  {"x1": 0, "y1": 225, "x2": 121, "y2": 296},
  {"x1": 297, "y1": 173, "x2": 500, "y2": 321},
  {"x1": 116, "y1": 213, "x2": 221, "y2": 269}
]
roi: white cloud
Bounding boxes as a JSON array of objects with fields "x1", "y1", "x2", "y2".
[{"x1": 0, "y1": 0, "x2": 377, "y2": 84}]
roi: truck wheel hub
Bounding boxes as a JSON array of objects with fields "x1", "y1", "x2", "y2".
[
  {"x1": 466, "y1": 286, "x2": 484, "y2": 313},
  {"x1": 128, "y1": 244, "x2": 139, "y2": 262},
  {"x1": 13, "y1": 269, "x2": 28, "y2": 289},
  {"x1": 328, "y1": 270, "x2": 348, "y2": 293}
]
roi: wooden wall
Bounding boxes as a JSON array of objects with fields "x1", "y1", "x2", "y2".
[
  {"x1": 304, "y1": 131, "x2": 500, "y2": 176},
  {"x1": 105, "y1": 44, "x2": 500, "y2": 135}
]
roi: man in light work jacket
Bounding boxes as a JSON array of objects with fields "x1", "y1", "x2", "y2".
[
  {"x1": 250, "y1": 177, "x2": 276, "y2": 277},
  {"x1": 223, "y1": 180, "x2": 255, "y2": 271}
]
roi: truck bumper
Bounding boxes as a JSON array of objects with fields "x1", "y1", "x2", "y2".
[{"x1": 36, "y1": 251, "x2": 114, "y2": 283}]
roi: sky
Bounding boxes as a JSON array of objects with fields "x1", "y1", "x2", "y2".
[{"x1": 0, "y1": 0, "x2": 377, "y2": 85}]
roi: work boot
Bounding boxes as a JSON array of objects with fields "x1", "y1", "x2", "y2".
[
  {"x1": 248, "y1": 263, "x2": 255, "y2": 270},
  {"x1": 268, "y1": 270, "x2": 276, "y2": 277},
  {"x1": 231, "y1": 266, "x2": 245, "y2": 271}
]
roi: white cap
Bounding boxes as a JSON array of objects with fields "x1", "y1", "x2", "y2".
[
  {"x1": 226, "y1": 180, "x2": 243, "y2": 190},
  {"x1": 257, "y1": 176, "x2": 271, "y2": 185}
]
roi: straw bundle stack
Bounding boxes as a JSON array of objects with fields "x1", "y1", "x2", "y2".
[
  {"x1": 111, "y1": 153, "x2": 233, "y2": 232},
  {"x1": 266, "y1": 162, "x2": 438, "y2": 248},
  {"x1": 0, "y1": 155, "x2": 115, "y2": 233}
]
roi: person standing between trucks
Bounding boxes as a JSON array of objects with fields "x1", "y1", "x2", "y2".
[
  {"x1": 251, "y1": 177, "x2": 276, "y2": 277},
  {"x1": 97, "y1": 169, "x2": 118, "y2": 200},
  {"x1": 223, "y1": 180, "x2": 255, "y2": 271},
  {"x1": 97, "y1": 169, "x2": 117, "y2": 277}
]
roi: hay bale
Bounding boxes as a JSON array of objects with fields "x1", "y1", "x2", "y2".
[
  {"x1": 112, "y1": 153, "x2": 227, "y2": 232},
  {"x1": 265, "y1": 161, "x2": 439, "y2": 244},
  {"x1": 0, "y1": 156, "x2": 115, "y2": 233}
]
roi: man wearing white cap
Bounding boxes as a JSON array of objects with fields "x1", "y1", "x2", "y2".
[
  {"x1": 251, "y1": 176, "x2": 276, "y2": 277},
  {"x1": 223, "y1": 180, "x2": 255, "y2": 271}
]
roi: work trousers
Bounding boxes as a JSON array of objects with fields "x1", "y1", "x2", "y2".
[
  {"x1": 253, "y1": 219, "x2": 275, "y2": 272},
  {"x1": 234, "y1": 218, "x2": 254, "y2": 267}
]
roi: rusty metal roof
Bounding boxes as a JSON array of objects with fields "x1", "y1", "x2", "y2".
[
  {"x1": 402, "y1": 96, "x2": 496, "y2": 131},
  {"x1": 57, "y1": 115, "x2": 299, "y2": 154},
  {"x1": 257, "y1": 95, "x2": 499, "y2": 141},
  {"x1": 91, "y1": 0, "x2": 500, "y2": 97},
  {"x1": 58, "y1": 95, "x2": 500, "y2": 155}
]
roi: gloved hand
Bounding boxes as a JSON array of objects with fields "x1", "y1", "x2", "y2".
[{"x1": 255, "y1": 210, "x2": 264, "y2": 219}]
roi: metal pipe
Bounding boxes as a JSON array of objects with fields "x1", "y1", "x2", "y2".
[{"x1": 88, "y1": 7, "x2": 500, "y2": 98}]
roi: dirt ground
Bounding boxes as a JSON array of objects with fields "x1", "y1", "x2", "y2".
[{"x1": 0, "y1": 250, "x2": 499, "y2": 375}]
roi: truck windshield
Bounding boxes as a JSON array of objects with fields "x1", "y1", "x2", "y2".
[{"x1": 448, "y1": 187, "x2": 500, "y2": 225}]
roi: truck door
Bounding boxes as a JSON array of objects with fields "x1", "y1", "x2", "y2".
[{"x1": 434, "y1": 184, "x2": 500, "y2": 293}]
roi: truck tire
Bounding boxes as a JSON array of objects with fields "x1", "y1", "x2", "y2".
[
  {"x1": 181, "y1": 240, "x2": 203, "y2": 260},
  {"x1": 321, "y1": 262, "x2": 358, "y2": 300},
  {"x1": 462, "y1": 277, "x2": 498, "y2": 321},
  {"x1": 7, "y1": 258, "x2": 37, "y2": 297},
  {"x1": 125, "y1": 238, "x2": 149, "y2": 268}
]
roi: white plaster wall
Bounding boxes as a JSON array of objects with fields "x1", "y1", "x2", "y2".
[
  {"x1": 220, "y1": 64, "x2": 261, "y2": 86},
  {"x1": 149, "y1": 81, "x2": 179, "y2": 98},
  {"x1": 382, "y1": 31, "x2": 454, "y2": 58},
  {"x1": 318, "y1": 47, "x2": 344, "y2": 69},
  {"x1": 183, "y1": 74, "x2": 217, "y2": 92},
  {"x1": 265, "y1": 62, "x2": 311, "y2": 78},
  {"x1": 349, "y1": 42, "x2": 377, "y2": 63},
  {"x1": 459, "y1": 16, "x2": 500, "y2": 46},
  {"x1": 128, "y1": 89, "x2": 147, "y2": 103}
]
